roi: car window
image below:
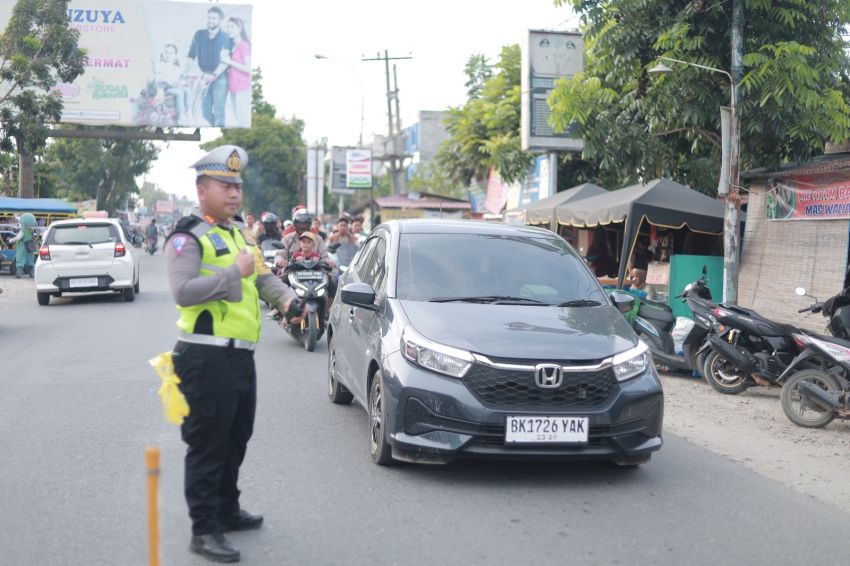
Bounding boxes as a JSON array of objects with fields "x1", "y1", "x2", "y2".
[
  {"x1": 352, "y1": 238, "x2": 379, "y2": 283},
  {"x1": 396, "y1": 232, "x2": 607, "y2": 304},
  {"x1": 360, "y1": 237, "x2": 387, "y2": 290},
  {"x1": 47, "y1": 223, "x2": 119, "y2": 246}
]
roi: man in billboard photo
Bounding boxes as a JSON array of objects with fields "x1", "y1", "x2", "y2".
[
  {"x1": 184, "y1": 6, "x2": 232, "y2": 127},
  {"x1": 221, "y1": 17, "x2": 251, "y2": 127}
]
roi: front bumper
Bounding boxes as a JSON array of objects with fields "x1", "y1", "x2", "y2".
[{"x1": 381, "y1": 351, "x2": 664, "y2": 464}]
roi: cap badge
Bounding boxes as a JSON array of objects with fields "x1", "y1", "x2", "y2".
[{"x1": 226, "y1": 150, "x2": 241, "y2": 172}]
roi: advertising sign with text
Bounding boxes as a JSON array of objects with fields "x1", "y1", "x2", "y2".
[
  {"x1": 0, "y1": 1, "x2": 253, "y2": 128},
  {"x1": 766, "y1": 177, "x2": 850, "y2": 221},
  {"x1": 346, "y1": 149, "x2": 373, "y2": 189}
]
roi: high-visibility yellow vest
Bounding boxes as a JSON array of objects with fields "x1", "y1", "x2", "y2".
[{"x1": 176, "y1": 221, "x2": 260, "y2": 343}]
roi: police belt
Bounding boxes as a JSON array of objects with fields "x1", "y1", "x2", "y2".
[{"x1": 178, "y1": 331, "x2": 258, "y2": 351}]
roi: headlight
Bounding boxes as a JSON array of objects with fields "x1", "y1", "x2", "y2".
[
  {"x1": 611, "y1": 342, "x2": 650, "y2": 382},
  {"x1": 401, "y1": 327, "x2": 473, "y2": 378},
  {"x1": 288, "y1": 274, "x2": 308, "y2": 292},
  {"x1": 294, "y1": 288, "x2": 306, "y2": 297}
]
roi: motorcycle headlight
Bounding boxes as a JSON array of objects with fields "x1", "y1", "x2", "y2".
[
  {"x1": 611, "y1": 342, "x2": 650, "y2": 382},
  {"x1": 401, "y1": 327, "x2": 473, "y2": 378},
  {"x1": 288, "y1": 274, "x2": 308, "y2": 292},
  {"x1": 294, "y1": 288, "x2": 306, "y2": 297},
  {"x1": 316, "y1": 287, "x2": 325, "y2": 297}
]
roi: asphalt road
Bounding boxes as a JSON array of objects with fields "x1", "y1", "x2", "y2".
[{"x1": 2, "y1": 253, "x2": 849, "y2": 566}]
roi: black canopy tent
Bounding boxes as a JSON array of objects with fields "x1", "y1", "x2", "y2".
[
  {"x1": 505, "y1": 183, "x2": 607, "y2": 230},
  {"x1": 554, "y1": 178, "x2": 724, "y2": 287}
]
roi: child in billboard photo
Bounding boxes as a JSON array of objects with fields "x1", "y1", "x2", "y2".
[
  {"x1": 220, "y1": 17, "x2": 251, "y2": 127},
  {"x1": 153, "y1": 44, "x2": 190, "y2": 124}
]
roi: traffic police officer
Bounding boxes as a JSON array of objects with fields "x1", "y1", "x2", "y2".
[{"x1": 164, "y1": 145, "x2": 302, "y2": 563}]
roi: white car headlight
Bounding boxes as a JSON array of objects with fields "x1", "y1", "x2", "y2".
[
  {"x1": 611, "y1": 342, "x2": 650, "y2": 382},
  {"x1": 401, "y1": 327, "x2": 473, "y2": 378}
]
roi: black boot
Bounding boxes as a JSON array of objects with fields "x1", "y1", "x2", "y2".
[
  {"x1": 219, "y1": 509, "x2": 264, "y2": 532},
  {"x1": 189, "y1": 533, "x2": 240, "y2": 563}
]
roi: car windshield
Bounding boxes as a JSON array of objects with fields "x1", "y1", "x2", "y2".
[
  {"x1": 396, "y1": 232, "x2": 607, "y2": 305},
  {"x1": 48, "y1": 224, "x2": 118, "y2": 246}
]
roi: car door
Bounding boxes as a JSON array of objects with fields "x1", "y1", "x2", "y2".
[
  {"x1": 334, "y1": 237, "x2": 379, "y2": 398},
  {"x1": 350, "y1": 234, "x2": 388, "y2": 400}
]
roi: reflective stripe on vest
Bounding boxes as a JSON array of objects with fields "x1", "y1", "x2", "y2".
[{"x1": 176, "y1": 223, "x2": 261, "y2": 343}]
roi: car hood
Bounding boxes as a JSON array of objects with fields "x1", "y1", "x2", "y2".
[{"x1": 399, "y1": 301, "x2": 637, "y2": 361}]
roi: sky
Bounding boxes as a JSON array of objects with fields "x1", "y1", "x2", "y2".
[{"x1": 144, "y1": 0, "x2": 580, "y2": 200}]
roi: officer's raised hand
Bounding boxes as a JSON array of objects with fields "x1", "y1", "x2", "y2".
[
  {"x1": 283, "y1": 298, "x2": 305, "y2": 324},
  {"x1": 236, "y1": 248, "x2": 255, "y2": 277}
]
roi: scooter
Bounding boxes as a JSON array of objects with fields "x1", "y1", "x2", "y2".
[
  {"x1": 632, "y1": 266, "x2": 717, "y2": 376},
  {"x1": 777, "y1": 287, "x2": 850, "y2": 428},
  {"x1": 282, "y1": 259, "x2": 331, "y2": 352}
]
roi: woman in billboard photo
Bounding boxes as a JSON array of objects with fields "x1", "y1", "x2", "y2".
[{"x1": 221, "y1": 17, "x2": 251, "y2": 127}]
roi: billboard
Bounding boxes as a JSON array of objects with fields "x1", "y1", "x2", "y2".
[
  {"x1": 346, "y1": 149, "x2": 373, "y2": 188},
  {"x1": 521, "y1": 30, "x2": 584, "y2": 152},
  {"x1": 766, "y1": 178, "x2": 850, "y2": 221},
  {"x1": 0, "y1": 1, "x2": 253, "y2": 128}
]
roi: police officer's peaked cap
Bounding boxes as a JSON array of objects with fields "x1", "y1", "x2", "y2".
[{"x1": 190, "y1": 145, "x2": 249, "y2": 185}]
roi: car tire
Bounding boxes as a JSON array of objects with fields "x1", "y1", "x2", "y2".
[
  {"x1": 122, "y1": 285, "x2": 135, "y2": 302},
  {"x1": 37, "y1": 292, "x2": 50, "y2": 306},
  {"x1": 327, "y1": 337, "x2": 353, "y2": 405},
  {"x1": 613, "y1": 454, "x2": 651, "y2": 467},
  {"x1": 134, "y1": 275, "x2": 140, "y2": 294},
  {"x1": 368, "y1": 371, "x2": 394, "y2": 466}
]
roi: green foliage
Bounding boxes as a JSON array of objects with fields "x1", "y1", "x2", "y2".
[
  {"x1": 438, "y1": 45, "x2": 534, "y2": 185},
  {"x1": 251, "y1": 68, "x2": 276, "y2": 118},
  {"x1": 406, "y1": 162, "x2": 467, "y2": 199},
  {"x1": 0, "y1": 0, "x2": 86, "y2": 154},
  {"x1": 202, "y1": 113, "x2": 306, "y2": 217},
  {"x1": 43, "y1": 132, "x2": 158, "y2": 214},
  {"x1": 549, "y1": 0, "x2": 850, "y2": 193}
]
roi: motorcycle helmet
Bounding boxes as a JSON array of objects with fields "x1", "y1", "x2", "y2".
[
  {"x1": 260, "y1": 212, "x2": 278, "y2": 225},
  {"x1": 292, "y1": 209, "x2": 312, "y2": 232}
]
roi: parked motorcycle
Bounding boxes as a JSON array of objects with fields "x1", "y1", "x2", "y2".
[
  {"x1": 282, "y1": 259, "x2": 331, "y2": 352},
  {"x1": 777, "y1": 287, "x2": 850, "y2": 428},
  {"x1": 632, "y1": 266, "x2": 716, "y2": 376}
]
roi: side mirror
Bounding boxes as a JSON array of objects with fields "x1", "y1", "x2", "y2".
[
  {"x1": 340, "y1": 282, "x2": 376, "y2": 311},
  {"x1": 795, "y1": 287, "x2": 806, "y2": 296},
  {"x1": 609, "y1": 290, "x2": 636, "y2": 314}
]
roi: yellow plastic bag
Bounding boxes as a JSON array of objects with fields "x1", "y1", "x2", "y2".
[{"x1": 149, "y1": 352, "x2": 190, "y2": 425}]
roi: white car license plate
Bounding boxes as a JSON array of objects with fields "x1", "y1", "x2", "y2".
[
  {"x1": 69, "y1": 277, "x2": 98, "y2": 288},
  {"x1": 505, "y1": 416, "x2": 589, "y2": 444}
]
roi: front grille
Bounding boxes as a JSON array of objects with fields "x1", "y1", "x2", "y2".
[{"x1": 463, "y1": 363, "x2": 617, "y2": 408}]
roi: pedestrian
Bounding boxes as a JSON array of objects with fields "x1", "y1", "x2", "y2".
[
  {"x1": 9, "y1": 213, "x2": 36, "y2": 278},
  {"x1": 164, "y1": 144, "x2": 303, "y2": 563}
]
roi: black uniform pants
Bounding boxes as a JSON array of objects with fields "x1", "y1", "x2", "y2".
[{"x1": 173, "y1": 341, "x2": 257, "y2": 536}]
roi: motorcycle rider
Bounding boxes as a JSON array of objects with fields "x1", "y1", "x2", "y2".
[
  {"x1": 256, "y1": 212, "x2": 281, "y2": 245},
  {"x1": 277, "y1": 210, "x2": 337, "y2": 317}
]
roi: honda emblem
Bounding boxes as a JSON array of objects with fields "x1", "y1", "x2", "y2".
[{"x1": 534, "y1": 363, "x2": 563, "y2": 389}]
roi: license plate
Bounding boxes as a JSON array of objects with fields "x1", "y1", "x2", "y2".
[
  {"x1": 69, "y1": 277, "x2": 98, "y2": 288},
  {"x1": 505, "y1": 416, "x2": 589, "y2": 444},
  {"x1": 296, "y1": 270, "x2": 324, "y2": 279}
]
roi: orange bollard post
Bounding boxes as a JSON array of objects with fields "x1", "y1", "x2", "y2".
[{"x1": 145, "y1": 446, "x2": 160, "y2": 566}]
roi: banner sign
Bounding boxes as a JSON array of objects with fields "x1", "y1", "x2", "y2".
[
  {"x1": 345, "y1": 149, "x2": 373, "y2": 189},
  {"x1": 330, "y1": 147, "x2": 355, "y2": 195},
  {"x1": 766, "y1": 177, "x2": 850, "y2": 221},
  {"x1": 0, "y1": 1, "x2": 254, "y2": 128},
  {"x1": 521, "y1": 30, "x2": 584, "y2": 152}
]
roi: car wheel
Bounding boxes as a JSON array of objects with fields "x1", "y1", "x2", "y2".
[
  {"x1": 368, "y1": 371, "x2": 394, "y2": 466},
  {"x1": 134, "y1": 275, "x2": 140, "y2": 294},
  {"x1": 37, "y1": 292, "x2": 50, "y2": 306},
  {"x1": 327, "y1": 337, "x2": 353, "y2": 405},
  {"x1": 122, "y1": 285, "x2": 135, "y2": 302}
]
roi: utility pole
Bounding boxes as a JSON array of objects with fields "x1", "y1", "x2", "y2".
[
  {"x1": 725, "y1": 0, "x2": 744, "y2": 305},
  {"x1": 362, "y1": 50, "x2": 412, "y2": 195}
]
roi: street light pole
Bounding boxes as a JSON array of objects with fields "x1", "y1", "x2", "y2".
[{"x1": 648, "y1": 55, "x2": 741, "y2": 304}]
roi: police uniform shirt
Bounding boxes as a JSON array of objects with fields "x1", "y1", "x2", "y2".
[{"x1": 165, "y1": 211, "x2": 297, "y2": 312}]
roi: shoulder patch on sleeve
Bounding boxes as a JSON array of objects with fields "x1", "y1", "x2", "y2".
[{"x1": 171, "y1": 235, "x2": 188, "y2": 256}]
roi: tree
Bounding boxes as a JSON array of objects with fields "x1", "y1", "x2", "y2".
[
  {"x1": 0, "y1": 0, "x2": 86, "y2": 197},
  {"x1": 438, "y1": 45, "x2": 533, "y2": 186},
  {"x1": 549, "y1": 0, "x2": 850, "y2": 193},
  {"x1": 44, "y1": 133, "x2": 158, "y2": 214}
]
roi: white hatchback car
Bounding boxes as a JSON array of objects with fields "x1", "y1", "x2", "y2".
[{"x1": 34, "y1": 218, "x2": 141, "y2": 305}]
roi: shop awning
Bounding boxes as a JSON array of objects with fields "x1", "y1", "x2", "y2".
[
  {"x1": 506, "y1": 183, "x2": 607, "y2": 230},
  {"x1": 554, "y1": 178, "x2": 724, "y2": 286},
  {"x1": 0, "y1": 196, "x2": 77, "y2": 214}
]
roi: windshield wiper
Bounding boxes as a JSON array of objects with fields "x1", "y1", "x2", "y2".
[
  {"x1": 557, "y1": 299, "x2": 602, "y2": 307},
  {"x1": 429, "y1": 295, "x2": 546, "y2": 304}
]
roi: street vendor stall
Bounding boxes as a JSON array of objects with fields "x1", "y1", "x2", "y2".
[
  {"x1": 554, "y1": 178, "x2": 725, "y2": 312},
  {"x1": 505, "y1": 183, "x2": 607, "y2": 231},
  {"x1": 0, "y1": 197, "x2": 77, "y2": 275}
]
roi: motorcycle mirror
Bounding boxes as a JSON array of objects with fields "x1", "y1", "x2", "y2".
[
  {"x1": 794, "y1": 287, "x2": 807, "y2": 296},
  {"x1": 702, "y1": 265, "x2": 707, "y2": 276}
]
